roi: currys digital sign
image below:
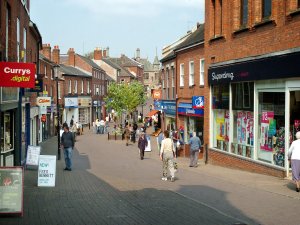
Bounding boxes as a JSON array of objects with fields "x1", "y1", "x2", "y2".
[{"x1": 0, "y1": 62, "x2": 36, "y2": 88}]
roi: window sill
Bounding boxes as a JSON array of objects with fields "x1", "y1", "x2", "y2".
[
  {"x1": 189, "y1": 84, "x2": 195, "y2": 88},
  {"x1": 232, "y1": 26, "x2": 250, "y2": 37},
  {"x1": 199, "y1": 84, "x2": 205, "y2": 88},
  {"x1": 252, "y1": 19, "x2": 276, "y2": 30},
  {"x1": 179, "y1": 86, "x2": 184, "y2": 89},
  {"x1": 286, "y1": 8, "x2": 300, "y2": 21},
  {"x1": 209, "y1": 35, "x2": 225, "y2": 44}
]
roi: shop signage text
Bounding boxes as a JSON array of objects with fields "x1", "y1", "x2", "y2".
[
  {"x1": 36, "y1": 97, "x2": 51, "y2": 106},
  {"x1": 0, "y1": 62, "x2": 35, "y2": 88},
  {"x1": 192, "y1": 96, "x2": 204, "y2": 109}
]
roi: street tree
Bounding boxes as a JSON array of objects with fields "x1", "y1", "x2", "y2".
[{"x1": 105, "y1": 81, "x2": 146, "y2": 122}]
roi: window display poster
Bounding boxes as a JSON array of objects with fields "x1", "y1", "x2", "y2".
[
  {"x1": 216, "y1": 110, "x2": 225, "y2": 141},
  {"x1": 0, "y1": 167, "x2": 23, "y2": 215},
  {"x1": 224, "y1": 111, "x2": 230, "y2": 141},
  {"x1": 260, "y1": 111, "x2": 274, "y2": 151},
  {"x1": 246, "y1": 112, "x2": 254, "y2": 146},
  {"x1": 237, "y1": 111, "x2": 247, "y2": 145},
  {"x1": 38, "y1": 155, "x2": 56, "y2": 187}
]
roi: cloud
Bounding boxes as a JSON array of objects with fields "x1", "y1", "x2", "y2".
[{"x1": 65, "y1": 0, "x2": 204, "y2": 17}]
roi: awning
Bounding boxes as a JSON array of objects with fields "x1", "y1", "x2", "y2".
[{"x1": 146, "y1": 110, "x2": 159, "y2": 117}]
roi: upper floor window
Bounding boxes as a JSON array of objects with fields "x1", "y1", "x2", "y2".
[
  {"x1": 50, "y1": 85, "x2": 53, "y2": 97},
  {"x1": 87, "y1": 81, "x2": 90, "y2": 93},
  {"x1": 17, "y1": 18, "x2": 20, "y2": 62},
  {"x1": 74, "y1": 80, "x2": 78, "y2": 93},
  {"x1": 23, "y1": 28, "x2": 27, "y2": 62},
  {"x1": 58, "y1": 82, "x2": 61, "y2": 99},
  {"x1": 144, "y1": 73, "x2": 149, "y2": 80},
  {"x1": 189, "y1": 61, "x2": 194, "y2": 86},
  {"x1": 44, "y1": 65, "x2": 47, "y2": 78},
  {"x1": 166, "y1": 69, "x2": 169, "y2": 88},
  {"x1": 81, "y1": 80, "x2": 84, "y2": 93},
  {"x1": 298, "y1": 0, "x2": 300, "y2": 8},
  {"x1": 50, "y1": 68, "x2": 53, "y2": 80},
  {"x1": 68, "y1": 80, "x2": 72, "y2": 93},
  {"x1": 262, "y1": 0, "x2": 272, "y2": 19},
  {"x1": 240, "y1": 0, "x2": 248, "y2": 27},
  {"x1": 180, "y1": 63, "x2": 184, "y2": 87},
  {"x1": 200, "y1": 59, "x2": 205, "y2": 86},
  {"x1": 162, "y1": 73, "x2": 165, "y2": 88},
  {"x1": 171, "y1": 67, "x2": 175, "y2": 87}
]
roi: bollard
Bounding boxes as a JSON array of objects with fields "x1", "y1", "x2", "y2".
[{"x1": 205, "y1": 144, "x2": 208, "y2": 165}]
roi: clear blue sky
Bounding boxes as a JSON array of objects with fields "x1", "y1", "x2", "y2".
[{"x1": 30, "y1": 0, "x2": 205, "y2": 62}]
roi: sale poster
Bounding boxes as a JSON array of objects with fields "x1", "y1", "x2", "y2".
[
  {"x1": 260, "y1": 112, "x2": 275, "y2": 151},
  {"x1": 216, "y1": 110, "x2": 225, "y2": 141},
  {"x1": 224, "y1": 110, "x2": 230, "y2": 142},
  {"x1": 237, "y1": 111, "x2": 247, "y2": 145}
]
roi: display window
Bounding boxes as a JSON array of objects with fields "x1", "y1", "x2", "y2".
[
  {"x1": 1, "y1": 112, "x2": 14, "y2": 154},
  {"x1": 212, "y1": 84, "x2": 229, "y2": 150},
  {"x1": 79, "y1": 108, "x2": 90, "y2": 125},
  {"x1": 230, "y1": 81, "x2": 254, "y2": 157},
  {"x1": 184, "y1": 117, "x2": 204, "y2": 144},
  {"x1": 258, "y1": 92, "x2": 285, "y2": 167}
]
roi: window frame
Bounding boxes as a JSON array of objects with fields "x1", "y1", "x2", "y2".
[
  {"x1": 68, "y1": 80, "x2": 72, "y2": 93},
  {"x1": 189, "y1": 61, "x2": 195, "y2": 86},
  {"x1": 180, "y1": 63, "x2": 184, "y2": 87},
  {"x1": 262, "y1": 0, "x2": 272, "y2": 19},
  {"x1": 200, "y1": 58, "x2": 205, "y2": 86},
  {"x1": 240, "y1": 0, "x2": 248, "y2": 27}
]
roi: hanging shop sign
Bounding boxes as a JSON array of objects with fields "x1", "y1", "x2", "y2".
[
  {"x1": 0, "y1": 62, "x2": 35, "y2": 88},
  {"x1": 152, "y1": 89, "x2": 162, "y2": 100},
  {"x1": 208, "y1": 51, "x2": 300, "y2": 85},
  {"x1": 192, "y1": 96, "x2": 204, "y2": 109},
  {"x1": 0, "y1": 167, "x2": 24, "y2": 216},
  {"x1": 36, "y1": 97, "x2": 51, "y2": 107},
  {"x1": 178, "y1": 102, "x2": 204, "y2": 117},
  {"x1": 78, "y1": 97, "x2": 91, "y2": 107}
]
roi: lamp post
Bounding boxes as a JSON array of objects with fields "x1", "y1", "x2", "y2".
[
  {"x1": 54, "y1": 65, "x2": 61, "y2": 160},
  {"x1": 96, "y1": 87, "x2": 99, "y2": 119}
]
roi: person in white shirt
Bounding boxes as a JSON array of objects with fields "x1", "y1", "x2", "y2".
[
  {"x1": 288, "y1": 131, "x2": 300, "y2": 192},
  {"x1": 160, "y1": 130, "x2": 176, "y2": 182},
  {"x1": 99, "y1": 119, "x2": 105, "y2": 134}
]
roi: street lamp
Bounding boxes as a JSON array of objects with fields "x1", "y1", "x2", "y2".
[{"x1": 54, "y1": 65, "x2": 61, "y2": 160}]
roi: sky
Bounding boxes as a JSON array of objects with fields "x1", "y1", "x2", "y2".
[{"x1": 30, "y1": 0, "x2": 205, "y2": 63}]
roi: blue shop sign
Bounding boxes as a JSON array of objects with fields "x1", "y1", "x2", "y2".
[
  {"x1": 192, "y1": 96, "x2": 204, "y2": 109},
  {"x1": 178, "y1": 102, "x2": 203, "y2": 117},
  {"x1": 161, "y1": 100, "x2": 176, "y2": 116}
]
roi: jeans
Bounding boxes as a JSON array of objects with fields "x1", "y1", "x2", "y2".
[
  {"x1": 64, "y1": 147, "x2": 73, "y2": 169},
  {"x1": 189, "y1": 150, "x2": 199, "y2": 167}
]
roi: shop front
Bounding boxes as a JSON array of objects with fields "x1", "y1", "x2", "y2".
[
  {"x1": 160, "y1": 100, "x2": 176, "y2": 132},
  {"x1": 64, "y1": 97, "x2": 78, "y2": 127},
  {"x1": 208, "y1": 49, "x2": 300, "y2": 177},
  {"x1": 78, "y1": 97, "x2": 92, "y2": 127},
  {"x1": 177, "y1": 101, "x2": 204, "y2": 144}
]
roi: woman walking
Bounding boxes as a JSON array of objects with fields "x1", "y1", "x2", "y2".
[
  {"x1": 160, "y1": 130, "x2": 176, "y2": 182},
  {"x1": 138, "y1": 132, "x2": 148, "y2": 160},
  {"x1": 288, "y1": 131, "x2": 300, "y2": 192}
]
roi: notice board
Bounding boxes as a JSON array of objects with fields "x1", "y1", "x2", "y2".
[
  {"x1": 26, "y1": 145, "x2": 41, "y2": 166},
  {"x1": 0, "y1": 167, "x2": 24, "y2": 215},
  {"x1": 38, "y1": 155, "x2": 56, "y2": 187}
]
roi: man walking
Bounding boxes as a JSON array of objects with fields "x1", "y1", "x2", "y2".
[
  {"x1": 188, "y1": 132, "x2": 201, "y2": 167},
  {"x1": 61, "y1": 125, "x2": 75, "y2": 171}
]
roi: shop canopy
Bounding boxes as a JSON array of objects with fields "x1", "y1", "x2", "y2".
[{"x1": 146, "y1": 110, "x2": 159, "y2": 117}]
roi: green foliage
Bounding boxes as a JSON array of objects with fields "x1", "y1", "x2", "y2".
[{"x1": 104, "y1": 81, "x2": 146, "y2": 120}]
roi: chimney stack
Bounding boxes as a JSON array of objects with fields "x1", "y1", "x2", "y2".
[
  {"x1": 68, "y1": 48, "x2": 75, "y2": 66},
  {"x1": 94, "y1": 47, "x2": 102, "y2": 60},
  {"x1": 103, "y1": 49, "x2": 107, "y2": 58},
  {"x1": 52, "y1": 45, "x2": 60, "y2": 64},
  {"x1": 106, "y1": 47, "x2": 109, "y2": 57},
  {"x1": 136, "y1": 48, "x2": 140, "y2": 60},
  {"x1": 42, "y1": 43, "x2": 51, "y2": 60}
]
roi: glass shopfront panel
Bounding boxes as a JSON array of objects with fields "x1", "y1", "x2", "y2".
[
  {"x1": 1, "y1": 112, "x2": 14, "y2": 153},
  {"x1": 258, "y1": 92, "x2": 285, "y2": 167},
  {"x1": 184, "y1": 116, "x2": 204, "y2": 144},
  {"x1": 212, "y1": 85, "x2": 229, "y2": 149},
  {"x1": 231, "y1": 82, "x2": 254, "y2": 158}
]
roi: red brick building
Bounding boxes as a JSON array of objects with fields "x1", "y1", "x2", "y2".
[
  {"x1": 174, "y1": 24, "x2": 208, "y2": 156},
  {"x1": 205, "y1": 0, "x2": 300, "y2": 177},
  {"x1": 0, "y1": 0, "x2": 42, "y2": 166}
]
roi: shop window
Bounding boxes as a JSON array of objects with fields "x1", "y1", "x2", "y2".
[
  {"x1": 262, "y1": 0, "x2": 272, "y2": 19},
  {"x1": 258, "y1": 92, "x2": 285, "y2": 167},
  {"x1": 240, "y1": 0, "x2": 248, "y2": 27},
  {"x1": 180, "y1": 63, "x2": 184, "y2": 87},
  {"x1": 184, "y1": 117, "x2": 204, "y2": 144},
  {"x1": 1, "y1": 112, "x2": 14, "y2": 154},
  {"x1": 212, "y1": 84, "x2": 229, "y2": 150}
]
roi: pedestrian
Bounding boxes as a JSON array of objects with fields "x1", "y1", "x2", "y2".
[
  {"x1": 132, "y1": 123, "x2": 138, "y2": 143},
  {"x1": 288, "y1": 131, "x2": 300, "y2": 192},
  {"x1": 71, "y1": 122, "x2": 77, "y2": 142},
  {"x1": 124, "y1": 125, "x2": 131, "y2": 146},
  {"x1": 160, "y1": 130, "x2": 176, "y2": 182},
  {"x1": 95, "y1": 119, "x2": 100, "y2": 134},
  {"x1": 188, "y1": 132, "x2": 202, "y2": 168},
  {"x1": 138, "y1": 132, "x2": 148, "y2": 160},
  {"x1": 70, "y1": 116, "x2": 74, "y2": 127},
  {"x1": 99, "y1": 118, "x2": 105, "y2": 134},
  {"x1": 157, "y1": 131, "x2": 164, "y2": 155},
  {"x1": 61, "y1": 125, "x2": 75, "y2": 171}
]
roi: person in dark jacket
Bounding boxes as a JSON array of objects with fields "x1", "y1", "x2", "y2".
[
  {"x1": 138, "y1": 132, "x2": 148, "y2": 160},
  {"x1": 61, "y1": 125, "x2": 75, "y2": 171}
]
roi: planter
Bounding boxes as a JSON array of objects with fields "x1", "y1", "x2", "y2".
[{"x1": 107, "y1": 132, "x2": 124, "y2": 140}]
